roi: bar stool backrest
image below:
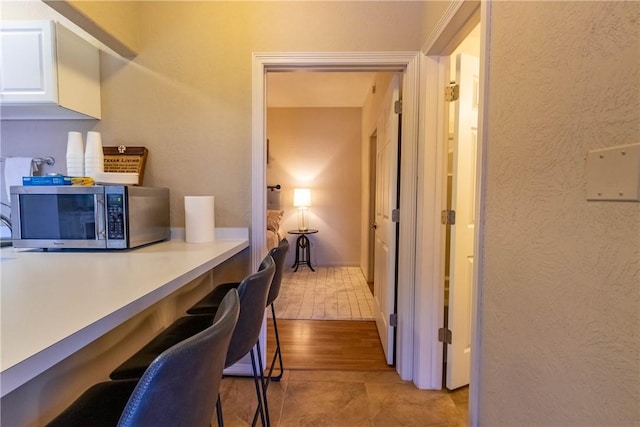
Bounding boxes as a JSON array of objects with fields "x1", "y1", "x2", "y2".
[
  {"x1": 266, "y1": 239, "x2": 289, "y2": 307},
  {"x1": 225, "y1": 254, "x2": 275, "y2": 367},
  {"x1": 117, "y1": 289, "x2": 240, "y2": 427}
]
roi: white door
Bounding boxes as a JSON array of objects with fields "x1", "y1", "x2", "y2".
[
  {"x1": 446, "y1": 53, "x2": 479, "y2": 389},
  {"x1": 373, "y1": 74, "x2": 400, "y2": 365}
]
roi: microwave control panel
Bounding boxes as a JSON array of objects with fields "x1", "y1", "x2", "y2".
[{"x1": 107, "y1": 194, "x2": 125, "y2": 240}]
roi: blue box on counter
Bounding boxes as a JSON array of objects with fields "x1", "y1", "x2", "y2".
[{"x1": 22, "y1": 176, "x2": 72, "y2": 186}]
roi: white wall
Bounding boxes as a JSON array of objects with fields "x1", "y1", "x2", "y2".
[
  {"x1": 477, "y1": 1, "x2": 640, "y2": 424},
  {"x1": 267, "y1": 107, "x2": 362, "y2": 267}
]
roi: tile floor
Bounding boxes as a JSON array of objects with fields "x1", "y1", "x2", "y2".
[
  {"x1": 274, "y1": 267, "x2": 374, "y2": 320},
  {"x1": 246, "y1": 266, "x2": 469, "y2": 426},
  {"x1": 216, "y1": 370, "x2": 469, "y2": 427}
]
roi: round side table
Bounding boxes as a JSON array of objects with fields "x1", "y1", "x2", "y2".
[{"x1": 287, "y1": 229, "x2": 318, "y2": 272}]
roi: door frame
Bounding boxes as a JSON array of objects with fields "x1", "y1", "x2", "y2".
[
  {"x1": 417, "y1": 0, "x2": 489, "y2": 424},
  {"x1": 251, "y1": 52, "x2": 420, "y2": 381}
]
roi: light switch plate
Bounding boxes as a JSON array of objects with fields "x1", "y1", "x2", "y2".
[{"x1": 585, "y1": 143, "x2": 640, "y2": 201}]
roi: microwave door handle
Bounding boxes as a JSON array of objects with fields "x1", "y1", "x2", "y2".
[{"x1": 95, "y1": 194, "x2": 106, "y2": 240}]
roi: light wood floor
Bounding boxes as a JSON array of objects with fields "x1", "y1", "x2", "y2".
[{"x1": 266, "y1": 319, "x2": 393, "y2": 371}]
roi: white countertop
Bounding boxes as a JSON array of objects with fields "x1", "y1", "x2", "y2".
[{"x1": 0, "y1": 228, "x2": 249, "y2": 398}]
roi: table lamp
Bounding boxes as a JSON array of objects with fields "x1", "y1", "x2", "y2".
[{"x1": 293, "y1": 188, "x2": 311, "y2": 231}]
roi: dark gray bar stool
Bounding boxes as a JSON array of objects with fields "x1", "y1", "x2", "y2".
[
  {"x1": 46, "y1": 289, "x2": 240, "y2": 427},
  {"x1": 188, "y1": 239, "x2": 289, "y2": 381},
  {"x1": 109, "y1": 255, "x2": 276, "y2": 426}
]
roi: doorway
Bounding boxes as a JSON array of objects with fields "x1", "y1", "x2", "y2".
[
  {"x1": 417, "y1": 1, "x2": 488, "y2": 424},
  {"x1": 251, "y1": 7, "x2": 489, "y2": 426},
  {"x1": 442, "y1": 24, "x2": 481, "y2": 390},
  {"x1": 265, "y1": 70, "x2": 400, "y2": 366},
  {"x1": 252, "y1": 52, "x2": 421, "y2": 382},
  {"x1": 265, "y1": 71, "x2": 376, "y2": 277}
]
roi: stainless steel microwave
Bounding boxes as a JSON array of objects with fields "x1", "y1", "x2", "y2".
[{"x1": 10, "y1": 185, "x2": 170, "y2": 249}]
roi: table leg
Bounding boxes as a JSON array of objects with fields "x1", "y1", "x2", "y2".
[
  {"x1": 292, "y1": 234, "x2": 315, "y2": 272},
  {"x1": 302, "y1": 235, "x2": 315, "y2": 271},
  {"x1": 292, "y1": 235, "x2": 303, "y2": 270}
]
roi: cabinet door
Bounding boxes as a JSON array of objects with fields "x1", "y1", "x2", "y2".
[{"x1": 0, "y1": 20, "x2": 58, "y2": 103}]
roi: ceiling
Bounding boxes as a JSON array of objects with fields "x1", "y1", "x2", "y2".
[{"x1": 267, "y1": 72, "x2": 377, "y2": 108}]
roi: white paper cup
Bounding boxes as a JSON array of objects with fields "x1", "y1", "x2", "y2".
[
  {"x1": 66, "y1": 132, "x2": 85, "y2": 176},
  {"x1": 67, "y1": 166, "x2": 84, "y2": 177},
  {"x1": 84, "y1": 160, "x2": 104, "y2": 167},
  {"x1": 85, "y1": 131, "x2": 103, "y2": 157},
  {"x1": 66, "y1": 132, "x2": 84, "y2": 157},
  {"x1": 84, "y1": 132, "x2": 104, "y2": 178}
]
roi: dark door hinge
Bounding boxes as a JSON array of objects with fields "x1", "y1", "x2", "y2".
[
  {"x1": 438, "y1": 327, "x2": 452, "y2": 344},
  {"x1": 391, "y1": 209, "x2": 400, "y2": 223},
  {"x1": 441, "y1": 209, "x2": 455, "y2": 225},
  {"x1": 390, "y1": 313, "x2": 398, "y2": 327},
  {"x1": 394, "y1": 99, "x2": 402, "y2": 114}
]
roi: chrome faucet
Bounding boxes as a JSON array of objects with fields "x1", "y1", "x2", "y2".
[
  {"x1": 1, "y1": 202, "x2": 11, "y2": 232},
  {"x1": 0, "y1": 214, "x2": 10, "y2": 232}
]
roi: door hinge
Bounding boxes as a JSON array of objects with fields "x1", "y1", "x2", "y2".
[
  {"x1": 438, "y1": 327, "x2": 452, "y2": 344},
  {"x1": 390, "y1": 313, "x2": 398, "y2": 327},
  {"x1": 394, "y1": 99, "x2": 403, "y2": 114},
  {"x1": 445, "y1": 84, "x2": 459, "y2": 102},
  {"x1": 391, "y1": 209, "x2": 400, "y2": 223},
  {"x1": 441, "y1": 209, "x2": 456, "y2": 225}
]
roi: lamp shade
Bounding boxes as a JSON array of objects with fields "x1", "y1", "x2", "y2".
[{"x1": 293, "y1": 188, "x2": 311, "y2": 207}]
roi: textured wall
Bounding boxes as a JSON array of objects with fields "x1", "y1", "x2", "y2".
[
  {"x1": 478, "y1": 2, "x2": 640, "y2": 425},
  {"x1": 267, "y1": 107, "x2": 362, "y2": 267}
]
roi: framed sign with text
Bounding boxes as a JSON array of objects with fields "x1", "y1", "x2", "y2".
[{"x1": 103, "y1": 146, "x2": 148, "y2": 185}]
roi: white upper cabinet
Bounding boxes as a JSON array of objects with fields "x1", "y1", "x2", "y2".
[{"x1": 0, "y1": 20, "x2": 101, "y2": 120}]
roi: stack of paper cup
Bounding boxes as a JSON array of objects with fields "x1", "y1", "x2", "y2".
[
  {"x1": 84, "y1": 131, "x2": 104, "y2": 178},
  {"x1": 66, "y1": 132, "x2": 85, "y2": 177}
]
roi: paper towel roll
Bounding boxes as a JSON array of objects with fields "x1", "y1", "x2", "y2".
[
  {"x1": 4, "y1": 157, "x2": 33, "y2": 201},
  {"x1": 184, "y1": 196, "x2": 215, "y2": 243}
]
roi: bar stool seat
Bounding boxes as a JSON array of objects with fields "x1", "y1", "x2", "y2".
[
  {"x1": 187, "y1": 282, "x2": 237, "y2": 315},
  {"x1": 47, "y1": 380, "x2": 138, "y2": 427},
  {"x1": 110, "y1": 315, "x2": 213, "y2": 380},
  {"x1": 188, "y1": 240, "x2": 288, "y2": 317}
]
